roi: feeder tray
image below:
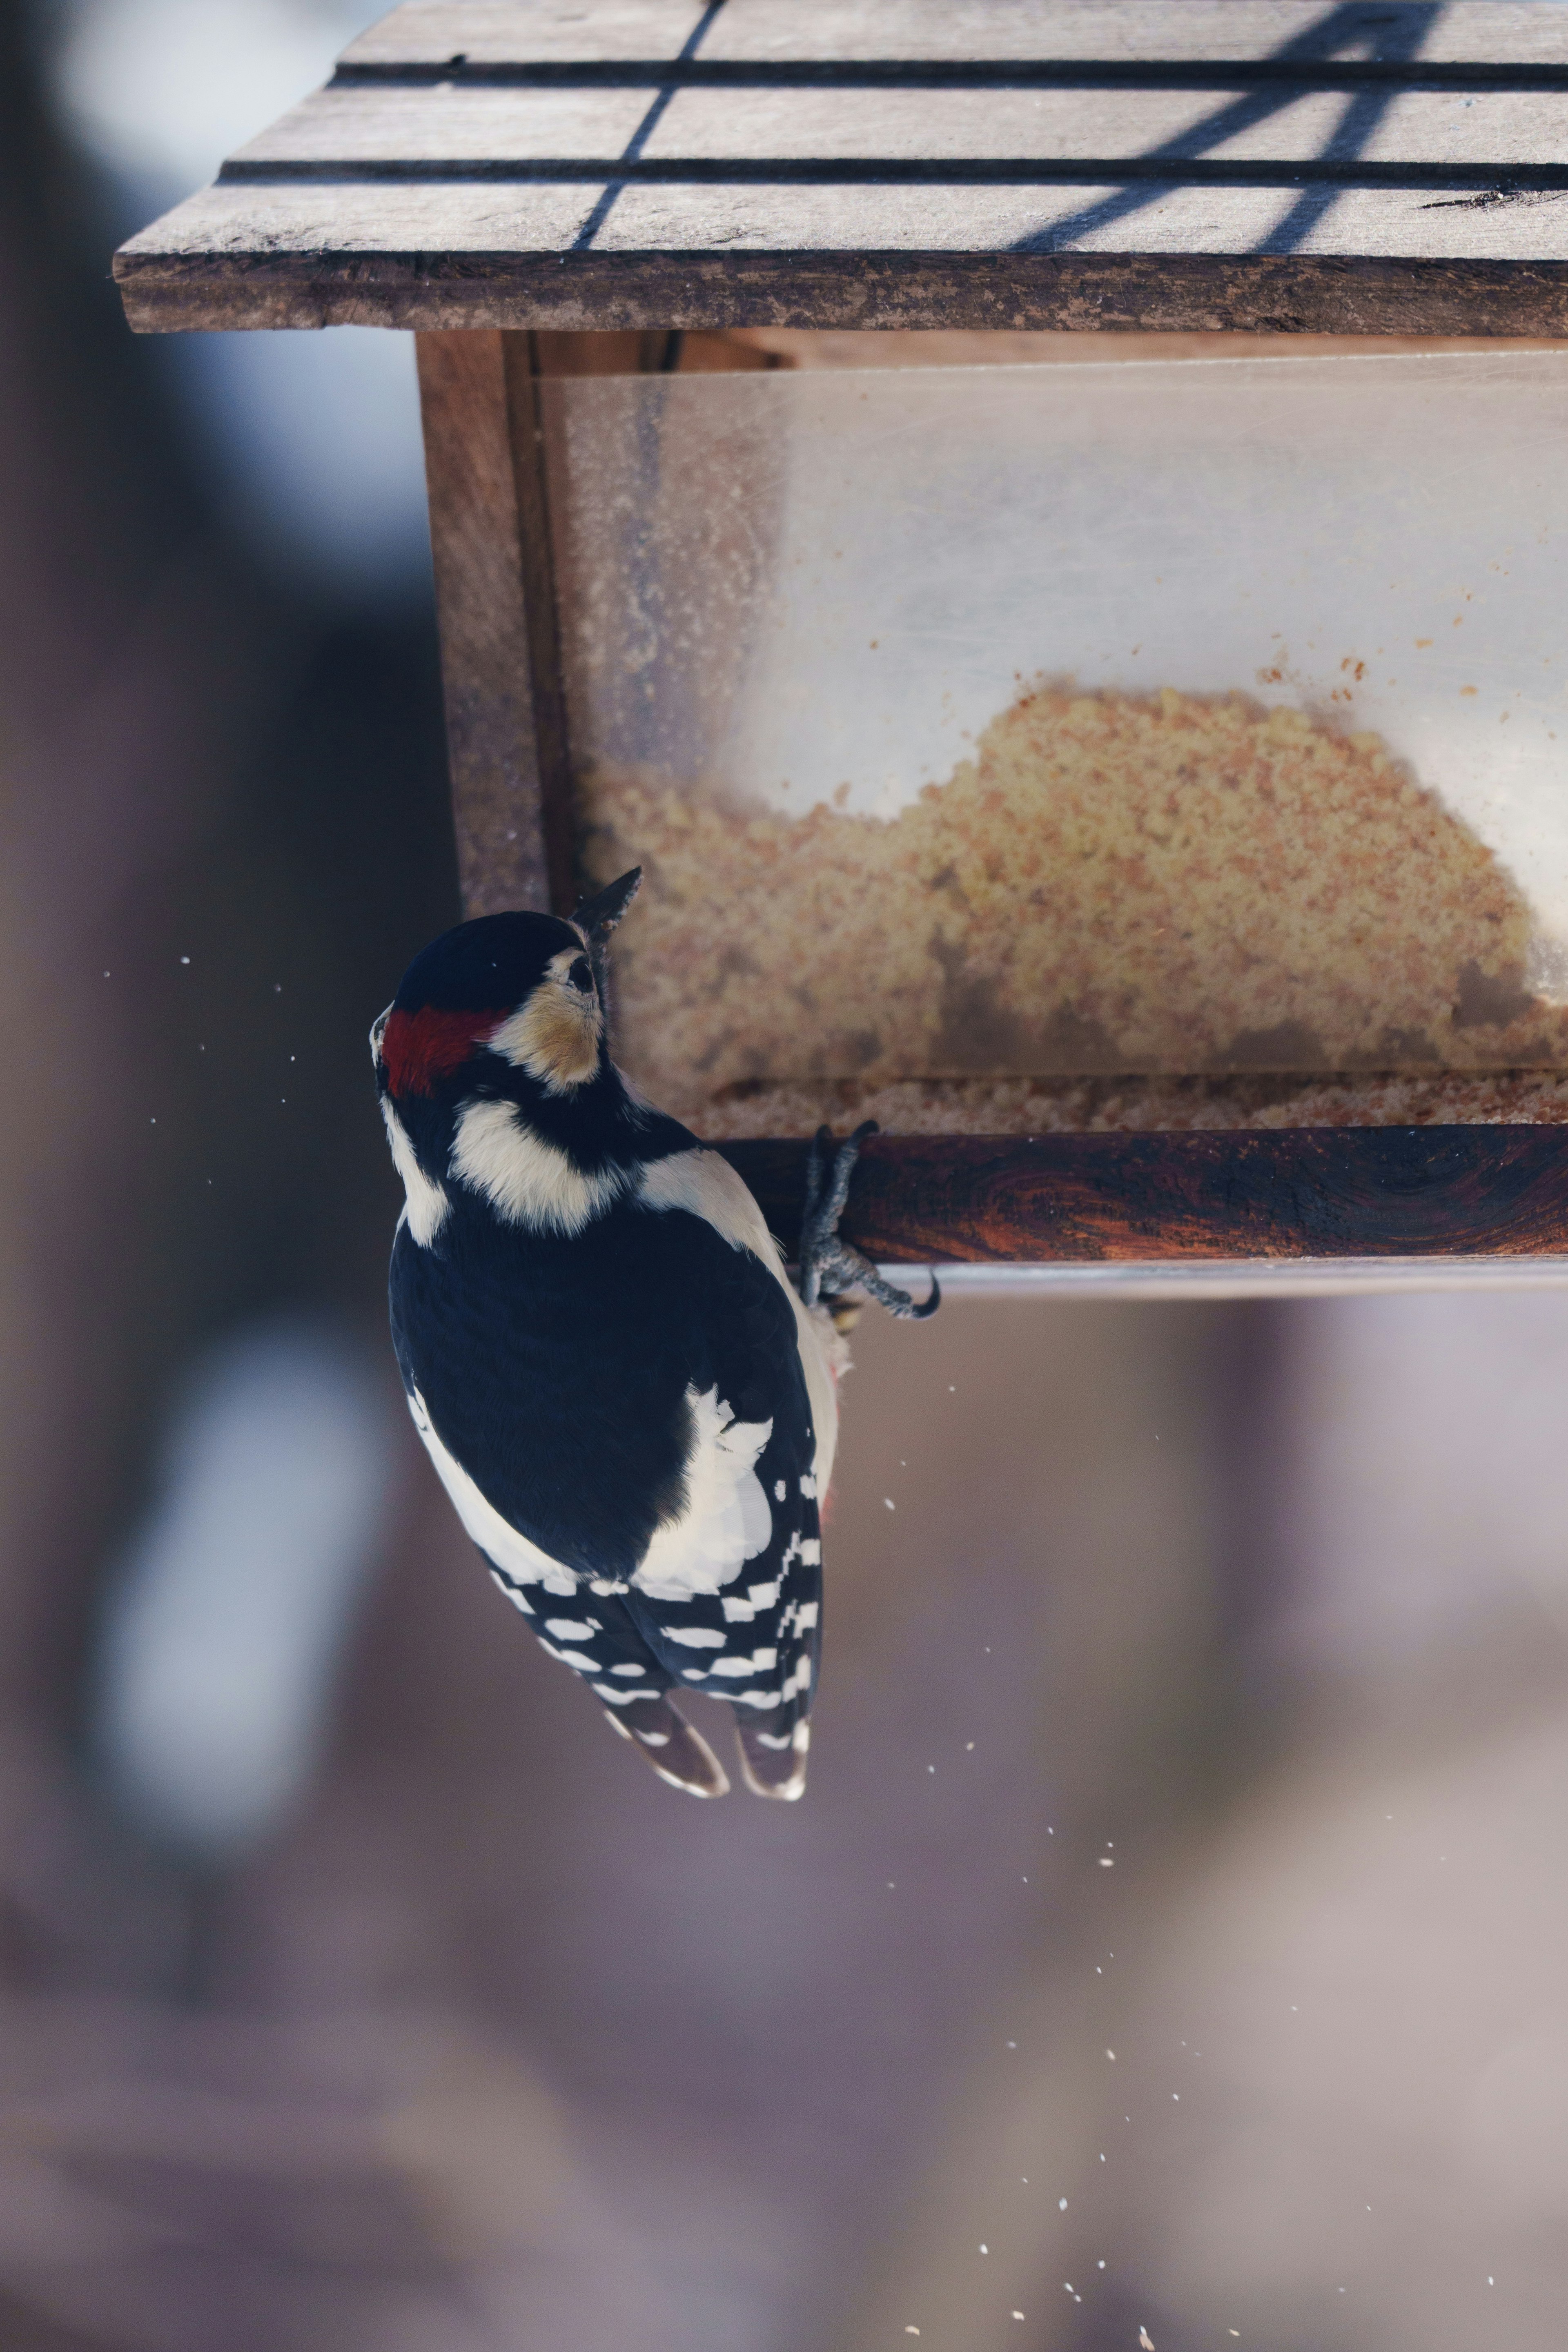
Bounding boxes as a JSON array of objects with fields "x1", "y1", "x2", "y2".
[{"x1": 115, "y1": 0, "x2": 1568, "y2": 1291}]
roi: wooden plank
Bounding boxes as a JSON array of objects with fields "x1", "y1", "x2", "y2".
[
  {"x1": 719, "y1": 1129, "x2": 1568, "y2": 1266},
  {"x1": 227, "y1": 82, "x2": 1568, "y2": 173},
  {"x1": 704, "y1": 1, "x2": 1568, "y2": 71},
  {"x1": 343, "y1": 0, "x2": 708, "y2": 68},
  {"x1": 341, "y1": 2, "x2": 1568, "y2": 73},
  {"x1": 114, "y1": 0, "x2": 1568, "y2": 333},
  {"x1": 416, "y1": 328, "x2": 574, "y2": 915},
  {"x1": 115, "y1": 174, "x2": 1568, "y2": 337}
]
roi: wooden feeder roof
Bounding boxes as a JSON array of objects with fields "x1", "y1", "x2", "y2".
[{"x1": 116, "y1": 0, "x2": 1568, "y2": 337}]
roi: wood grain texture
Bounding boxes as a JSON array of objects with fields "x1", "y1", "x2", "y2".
[
  {"x1": 416, "y1": 328, "x2": 573, "y2": 915},
  {"x1": 339, "y1": 2, "x2": 1568, "y2": 72},
  {"x1": 117, "y1": 240, "x2": 1568, "y2": 338},
  {"x1": 225, "y1": 83, "x2": 1568, "y2": 172},
  {"x1": 114, "y1": 0, "x2": 1568, "y2": 334},
  {"x1": 718, "y1": 1129, "x2": 1568, "y2": 1265}
]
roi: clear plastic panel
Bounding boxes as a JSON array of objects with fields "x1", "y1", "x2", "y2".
[{"x1": 546, "y1": 352, "x2": 1568, "y2": 1105}]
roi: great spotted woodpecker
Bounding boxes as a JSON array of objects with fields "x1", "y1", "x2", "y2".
[{"x1": 372, "y1": 872, "x2": 936, "y2": 1800}]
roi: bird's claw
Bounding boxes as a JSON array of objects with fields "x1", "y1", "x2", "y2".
[{"x1": 798, "y1": 1121, "x2": 940, "y2": 1323}]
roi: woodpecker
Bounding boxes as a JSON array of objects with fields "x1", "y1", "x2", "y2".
[{"x1": 372, "y1": 871, "x2": 936, "y2": 1800}]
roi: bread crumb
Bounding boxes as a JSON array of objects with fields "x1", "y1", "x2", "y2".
[{"x1": 584, "y1": 686, "x2": 1562, "y2": 1124}]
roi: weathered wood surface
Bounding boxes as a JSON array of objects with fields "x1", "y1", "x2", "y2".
[
  {"x1": 416, "y1": 329, "x2": 573, "y2": 915},
  {"x1": 116, "y1": 0, "x2": 1568, "y2": 335},
  {"x1": 720, "y1": 1129, "x2": 1568, "y2": 1265},
  {"x1": 339, "y1": 3, "x2": 1568, "y2": 75},
  {"x1": 227, "y1": 84, "x2": 1568, "y2": 173}
]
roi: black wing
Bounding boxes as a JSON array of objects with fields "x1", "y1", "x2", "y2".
[{"x1": 391, "y1": 1187, "x2": 824, "y2": 1797}]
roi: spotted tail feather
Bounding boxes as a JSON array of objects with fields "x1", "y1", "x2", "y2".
[
  {"x1": 603, "y1": 1697, "x2": 730, "y2": 1797},
  {"x1": 733, "y1": 1698, "x2": 811, "y2": 1802}
]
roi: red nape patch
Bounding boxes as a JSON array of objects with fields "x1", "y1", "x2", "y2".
[{"x1": 381, "y1": 1006, "x2": 507, "y2": 1097}]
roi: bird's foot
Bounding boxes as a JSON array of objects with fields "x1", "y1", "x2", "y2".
[{"x1": 798, "y1": 1121, "x2": 940, "y2": 1323}]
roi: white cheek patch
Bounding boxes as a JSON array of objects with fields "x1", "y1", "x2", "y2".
[
  {"x1": 486, "y1": 959, "x2": 601, "y2": 1094},
  {"x1": 450, "y1": 1098, "x2": 624, "y2": 1236},
  {"x1": 381, "y1": 1097, "x2": 450, "y2": 1247}
]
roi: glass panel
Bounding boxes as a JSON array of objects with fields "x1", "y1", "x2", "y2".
[{"x1": 547, "y1": 352, "x2": 1568, "y2": 1112}]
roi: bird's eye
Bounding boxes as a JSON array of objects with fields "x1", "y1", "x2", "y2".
[{"x1": 565, "y1": 957, "x2": 595, "y2": 996}]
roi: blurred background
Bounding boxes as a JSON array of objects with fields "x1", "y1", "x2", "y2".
[{"x1": 5, "y1": 4, "x2": 1568, "y2": 2347}]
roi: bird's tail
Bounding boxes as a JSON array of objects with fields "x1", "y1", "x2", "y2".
[
  {"x1": 602, "y1": 1696, "x2": 729, "y2": 1797},
  {"x1": 733, "y1": 1698, "x2": 811, "y2": 1802}
]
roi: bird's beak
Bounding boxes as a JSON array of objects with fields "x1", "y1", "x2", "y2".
[
  {"x1": 570, "y1": 867, "x2": 642, "y2": 1001},
  {"x1": 571, "y1": 866, "x2": 642, "y2": 943}
]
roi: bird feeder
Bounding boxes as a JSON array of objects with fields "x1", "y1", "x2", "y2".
[{"x1": 116, "y1": 0, "x2": 1568, "y2": 1292}]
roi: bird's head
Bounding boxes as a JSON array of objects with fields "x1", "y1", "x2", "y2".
[
  {"x1": 371, "y1": 874, "x2": 652, "y2": 1240},
  {"x1": 372, "y1": 910, "x2": 603, "y2": 1115}
]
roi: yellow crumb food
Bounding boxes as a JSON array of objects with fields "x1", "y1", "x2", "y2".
[{"x1": 580, "y1": 685, "x2": 1566, "y2": 1123}]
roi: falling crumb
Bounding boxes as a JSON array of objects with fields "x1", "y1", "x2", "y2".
[
  {"x1": 1012, "y1": 2316, "x2": 1025, "y2": 2325},
  {"x1": 1099, "y1": 1857, "x2": 1115, "y2": 1868},
  {"x1": 1059, "y1": 2197, "x2": 1068, "y2": 2210},
  {"x1": 1140, "y1": 2331, "x2": 1156, "y2": 2350},
  {"x1": 884, "y1": 1498, "x2": 896, "y2": 1511},
  {"x1": 1106, "y1": 2049, "x2": 1116, "y2": 2060}
]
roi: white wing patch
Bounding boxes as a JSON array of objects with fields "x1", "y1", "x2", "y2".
[
  {"x1": 637, "y1": 1147, "x2": 839, "y2": 1492},
  {"x1": 632, "y1": 1385, "x2": 773, "y2": 1603},
  {"x1": 407, "y1": 1385, "x2": 578, "y2": 1597},
  {"x1": 381, "y1": 1098, "x2": 450, "y2": 1247},
  {"x1": 450, "y1": 1099, "x2": 625, "y2": 1236}
]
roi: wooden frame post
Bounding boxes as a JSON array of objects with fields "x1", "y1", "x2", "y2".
[{"x1": 415, "y1": 328, "x2": 575, "y2": 920}]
